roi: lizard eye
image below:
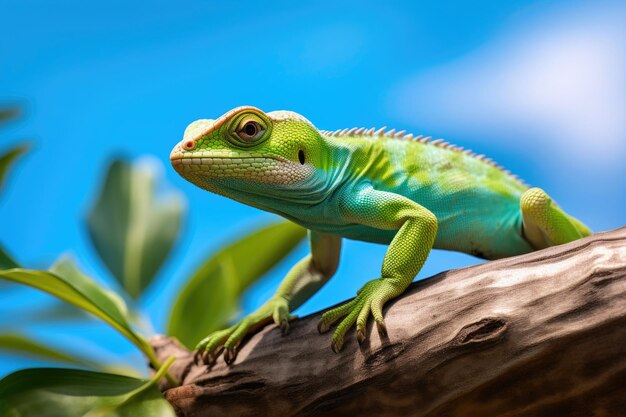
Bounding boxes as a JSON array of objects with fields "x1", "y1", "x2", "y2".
[
  {"x1": 226, "y1": 111, "x2": 271, "y2": 148},
  {"x1": 237, "y1": 121, "x2": 265, "y2": 142}
]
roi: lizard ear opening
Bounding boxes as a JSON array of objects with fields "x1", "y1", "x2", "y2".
[{"x1": 298, "y1": 150, "x2": 305, "y2": 165}]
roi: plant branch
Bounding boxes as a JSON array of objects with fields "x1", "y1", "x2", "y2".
[{"x1": 152, "y1": 227, "x2": 626, "y2": 417}]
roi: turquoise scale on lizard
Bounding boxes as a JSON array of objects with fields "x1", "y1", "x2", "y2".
[{"x1": 170, "y1": 106, "x2": 591, "y2": 364}]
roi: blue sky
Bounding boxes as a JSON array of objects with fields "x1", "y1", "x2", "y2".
[{"x1": 1, "y1": 0, "x2": 624, "y2": 376}]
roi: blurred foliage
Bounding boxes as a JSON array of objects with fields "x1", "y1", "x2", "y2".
[
  {"x1": 0, "y1": 143, "x2": 30, "y2": 195},
  {"x1": 0, "y1": 333, "x2": 98, "y2": 369},
  {"x1": 0, "y1": 256, "x2": 153, "y2": 360},
  {"x1": 0, "y1": 244, "x2": 19, "y2": 270},
  {"x1": 87, "y1": 159, "x2": 184, "y2": 299},
  {"x1": 169, "y1": 221, "x2": 306, "y2": 347},
  {"x1": 0, "y1": 106, "x2": 20, "y2": 123},
  {"x1": 0, "y1": 104, "x2": 307, "y2": 414},
  {"x1": 0, "y1": 106, "x2": 29, "y2": 288},
  {"x1": 14, "y1": 302, "x2": 90, "y2": 324},
  {"x1": 0, "y1": 358, "x2": 176, "y2": 417},
  {"x1": 0, "y1": 104, "x2": 29, "y2": 196}
]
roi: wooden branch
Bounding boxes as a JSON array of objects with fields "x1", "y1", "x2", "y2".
[{"x1": 152, "y1": 227, "x2": 626, "y2": 417}]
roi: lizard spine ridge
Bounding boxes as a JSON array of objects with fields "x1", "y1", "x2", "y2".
[{"x1": 319, "y1": 127, "x2": 528, "y2": 187}]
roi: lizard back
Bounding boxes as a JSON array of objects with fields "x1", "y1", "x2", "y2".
[{"x1": 320, "y1": 128, "x2": 533, "y2": 259}]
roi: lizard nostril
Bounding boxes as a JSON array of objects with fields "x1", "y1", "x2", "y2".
[{"x1": 183, "y1": 140, "x2": 196, "y2": 151}]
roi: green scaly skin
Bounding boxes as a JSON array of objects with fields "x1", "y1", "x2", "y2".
[{"x1": 170, "y1": 106, "x2": 591, "y2": 364}]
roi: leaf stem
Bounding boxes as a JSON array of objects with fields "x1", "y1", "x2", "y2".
[{"x1": 144, "y1": 346, "x2": 179, "y2": 387}]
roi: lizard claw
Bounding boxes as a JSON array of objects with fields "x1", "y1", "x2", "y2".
[
  {"x1": 317, "y1": 278, "x2": 397, "y2": 350},
  {"x1": 207, "y1": 347, "x2": 222, "y2": 365},
  {"x1": 193, "y1": 296, "x2": 296, "y2": 368},
  {"x1": 193, "y1": 349, "x2": 203, "y2": 366},
  {"x1": 224, "y1": 347, "x2": 237, "y2": 364},
  {"x1": 376, "y1": 320, "x2": 388, "y2": 337},
  {"x1": 331, "y1": 339, "x2": 343, "y2": 353},
  {"x1": 356, "y1": 329, "x2": 366, "y2": 344},
  {"x1": 317, "y1": 320, "x2": 330, "y2": 334}
]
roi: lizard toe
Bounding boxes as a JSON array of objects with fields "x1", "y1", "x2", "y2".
[
  {"x1": 326, "y1": 278, "x2": 396, "y2": 351},
  {"x1": 318, "y1": 296, "x2": 360, "y2": 334},
  {"x1": 330, "y1": 297, "x2": 363, "y2": 353},
  {"x1": 193, "y1": 296, "x2": 293, "y2": 367}
]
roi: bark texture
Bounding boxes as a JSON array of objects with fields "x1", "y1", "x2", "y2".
[{"x1": 152, "y1": 227, "x2": 626, "y2": 417}]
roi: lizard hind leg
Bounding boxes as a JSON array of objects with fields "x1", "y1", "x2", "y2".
[{"x1": 520, "y1": 187, "x2": 591, "y2": 250}]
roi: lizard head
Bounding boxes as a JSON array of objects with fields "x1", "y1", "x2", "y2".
[{"x1": 170, "y1": 106, "x2": 332, "y2": 211}]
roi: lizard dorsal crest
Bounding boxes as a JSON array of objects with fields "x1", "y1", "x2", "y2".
[{"x1": 319, "y1": 126, "x2": 527, "y2": 187}]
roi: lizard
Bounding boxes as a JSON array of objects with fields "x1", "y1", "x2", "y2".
[{"x1": 170, "y1": 106, "x2": 591, "y2": 364}]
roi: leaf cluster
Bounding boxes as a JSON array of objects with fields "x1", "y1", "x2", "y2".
[{"x1": 0, "y1": 105, "x2": 306, "y2": 415}]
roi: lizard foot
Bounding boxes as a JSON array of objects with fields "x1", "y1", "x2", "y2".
[
  {"x1": 194, "y1": 296, "x2": 296, "y2": 366},
  {"x1": 317, "y1": 278, "x2": 397, "y2": 352}
]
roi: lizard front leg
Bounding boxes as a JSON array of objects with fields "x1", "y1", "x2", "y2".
[
  {"x1": 318, "y1": 186, "x2": 438, "y2": 352},
  {"x1": 196, "y1": 230, "x2": 341, "y2": 365}
]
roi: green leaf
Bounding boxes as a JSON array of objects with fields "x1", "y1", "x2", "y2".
[
  {"x1": 87, "y1": 158, "x2": 185, "y2": 299},
  {"x1": 0, "y1": 243, "x2": 19, "y2": 269},
  {"x1": 0, "y1": 360, "x2": 176, "y2": 417},
  {"x1": 0, "y1": 251, "x2": 91, "y2": 320},
  {"x1": 0, "y1": 143, "x2": 29, "y2": 195},
  {"x1": 0, "y1": 333, "x2": 97, "y2": 368},
  {"x1": 0, "y1": 332, "x2": 144, "y2": 377},
  {"x1": 0, "y1": 256, "x2": 153, "y2": 361},
  {"x1": 0, "y1": 106, "x2": 20, "y2": 124},
  {"x1": 11, "y1": 301, "x2": 90, "y2": 323},
  {"x1": 0, "y1": 244, "x2": 19, "y2": 290},
  {"x1": 168, "y1": 221, "x2": 306, "y2": 347}
]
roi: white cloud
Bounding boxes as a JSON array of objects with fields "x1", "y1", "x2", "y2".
[{"x1": 389, "y1": 1, "x2": 626, "y2": 169}]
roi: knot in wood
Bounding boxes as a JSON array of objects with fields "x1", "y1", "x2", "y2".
[{"x1": 454, "y1": 317, "x2": 507, "y2": 346}]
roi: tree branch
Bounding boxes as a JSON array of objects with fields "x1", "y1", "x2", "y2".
[{"x1": 152, "y1": 227, "x2": 626, "y2": 417}]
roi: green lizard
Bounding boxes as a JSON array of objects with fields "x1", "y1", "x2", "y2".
[{"x1": 170, "y1": 106, "x2": 591, "y2": 364}]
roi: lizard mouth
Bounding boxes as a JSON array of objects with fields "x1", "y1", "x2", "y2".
[
  {"x1": 170, "y1": 153, "x2": 287, "y2": 168},
  {"x1": 169, "y1": 147, "x2": 299, "y2": 184},
  {"x1": 169, "y1": 144, "x2": 313, "y2": 185},
  {"x1": 170, "y1": 144, "x2": 287, "y2": 167}
]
